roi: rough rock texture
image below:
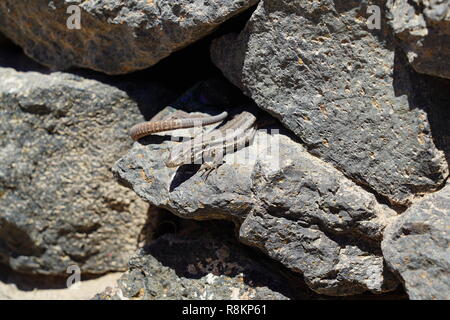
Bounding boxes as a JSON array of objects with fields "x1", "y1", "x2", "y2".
[
  {"x1": 94, "y1": 220, "x2": 301, "y2": 300},
  {"x1": 0, "y1": 0, "x2": 258, "y2": 74},
  {"x1": 382, "y1": 182, "x2": 450, "y2": 300},
  {"x1": 113, "y1": 78, "x2": 399, "y2": 295},
  {"x1": 211, "y1": 0, "x2": 449, "y2": 206},
  {"x1": 387, "y1": 0, "x2": 450, "y2": 79},
  {"x1": 0, "y1": 67, "x2": 175, "y2": 275}
]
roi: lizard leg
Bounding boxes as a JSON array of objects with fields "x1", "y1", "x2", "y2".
[{"x1": 199, "y1": 157, "x2": 223, "y2": 179}]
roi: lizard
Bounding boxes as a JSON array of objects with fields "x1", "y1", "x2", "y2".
[
  {"x1": 129, "y1": 109, "x2": 257, "y2": 175},
  {"x1": 165, "y1": 111, "x2": 257, "y2": 175},
  {"x1": 129, "y1": 111, "x2": 228, "y2": 141}
]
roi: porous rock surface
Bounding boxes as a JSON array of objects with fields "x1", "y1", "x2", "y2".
[
  {"x1": 210, "y1": 0, "x2": 449, "y2": 206},
  {"x1": 387, "y1": 0, "x2": 450, "y2": 79},
  {"x1": 0, "y1": 67, "x2": 168, "y2": 275},
  {"x1": 0, "y1": 0, "x2": 258, "y2": 74},
  {"x1": 382, "y1": 182, "x2": 450, "y2": 300},
  {"x1": 113, "y1": 82, "x2": 399, "y2": 295},
  {"x1": 94, "y1": 221, "x2": 298, "y2": 300},
  {"x1": 1, "y1": 0, "x2": 447, "y2": 300}
]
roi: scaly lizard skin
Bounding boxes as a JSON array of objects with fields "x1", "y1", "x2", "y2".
[
  {"x1": 165, "y1": 111, "x2": 257, "y2": 170},
  {"x1": 129, "y1": 111, "x2": 228, "y2": 140}
]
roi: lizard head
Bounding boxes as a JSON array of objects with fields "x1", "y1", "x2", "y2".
[{"x1": 165, "y1": 146, "x2": 188, "y2": 168}]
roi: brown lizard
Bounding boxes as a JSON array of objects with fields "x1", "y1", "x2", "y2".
[
  {"x1": 165, "y1": 111, "x2": 257, "y2": 173},
  {"x1": 129, "y1": 111, "x2": 228, "y2": 141},
  {"x1": 129, "y1": 110, "x2": 258, "y2": 175}
]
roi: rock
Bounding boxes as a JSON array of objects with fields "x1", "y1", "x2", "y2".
[
  {"x1": 0, "y1": 37, "x2": 53, "y2": 74},
  {"x1": 0, "y1": 0, "x2": 258, "y2": 74},
  {"x1": 387, "y1": 0, "x2": 450, "y2": 79},
  {"x1": 0, "y1": 32, "x2": 8, "y2": 44},
  {"x1": 210, "y1": 0, "x2": 449, "y2": 206},
  {"x1": 382, "y1": 182, "x2": 450, "y2": 300},
  {"x1": 113, "y1": 81, "x2": 399, "y2": 295},
  {"x1": 93, "y1": 220, "x2": 297, "y2": 300},
  {"x1": 0, "y1": 67, "x2": 178, "y2": 275}
]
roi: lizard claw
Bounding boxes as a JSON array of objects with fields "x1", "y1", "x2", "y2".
[{"x1": 199, "y1": 162, "x2": 221, "y2": 180}]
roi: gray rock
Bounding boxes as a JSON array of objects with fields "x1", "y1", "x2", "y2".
[
  {"x1": 0, "y1": 0, "x2": 258, "y2": 74},
  {"x1": 382, "y1": 182, "x2": 450, "y2": 300},
  {"x1": 387, "y1": 0, "x2": 450, "y2": 79},
  {"x1": 0, "y1": 67, "x2": 176, "y2": 275},
  {"x1": 93, "y1": 220, "x2": 296, "y2": 300},
  {"x1": 113, "y1": 99, "x2": 399, "y2": 295},
  {"x1": 210, "y1": 0, "x2": 449, "y2": 206}
]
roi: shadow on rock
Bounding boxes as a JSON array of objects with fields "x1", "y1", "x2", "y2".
[{"x1": 393, "y1": 48, "x2": 450, "y2": 166}]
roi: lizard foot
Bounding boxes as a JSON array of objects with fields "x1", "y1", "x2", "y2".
[{"x1": 199, "y1": 161, "x2": 222, "y2": 180}]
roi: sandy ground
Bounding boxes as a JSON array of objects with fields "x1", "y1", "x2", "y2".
[{"x1": 0, "y1": 272, "x2": 122, "y2": 300}]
